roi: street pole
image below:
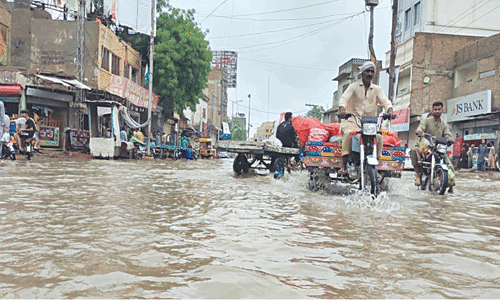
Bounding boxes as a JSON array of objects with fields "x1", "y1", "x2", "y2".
[
  {"x1": 366, "y1": 0, "x2": 379, "y2": 83},
  {"x1": 247, "y1": 94, "x2": 251, "y2": 141},
  {"x1": 388, "y1": 0, "x2": 398, "y2": 103},
  {"x1": 146, "y1": 0, "x2": 156, "y2": 155}
]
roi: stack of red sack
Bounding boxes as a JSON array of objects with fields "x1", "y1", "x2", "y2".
[
  {"x1": 292, "y1": 116, "x2": 341, "y2": 147},
  {"x1": 291, "y1": 116, "x2": 402, "y2": 147}
]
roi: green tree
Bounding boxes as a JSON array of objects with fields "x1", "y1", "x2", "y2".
[
  {"x1": 305, "y1": 106, "x2": 325, "y2": 120},
  {"x1": 229, "y1": 118, "x2": 247, "y2": 141},
  {"x1": 154, "y1": 7, "x2": 212, "y2": 116}
]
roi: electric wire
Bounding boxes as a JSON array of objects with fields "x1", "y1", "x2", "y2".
[
  {"x1": 229, "y1": 0, "x2": 341, "y2": 17},
  {"x1": 450, "y1": 3, "x2": 500, "y2": 34},
  {"x1": 433, "y1": 0, "x2": 495, "y2": 34},
  {"x1": 238, "y1": 11, "x2": 364, "y2": 52},
  {"x1": 238, "y1": 57, "x2": 332, "y2": 71},
  {"x1": 200, "y1": 0, "x2": 228, "y2": 24}
]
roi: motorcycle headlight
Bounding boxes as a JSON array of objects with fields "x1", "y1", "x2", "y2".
[
  {"x1": 436, "y1": 144, "x2": 447, "y2": 154},
  {"x1": 362, "y1": 123, "x2": 377, "y2": 135}
]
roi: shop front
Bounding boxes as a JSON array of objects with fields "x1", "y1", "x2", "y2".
[
  {"x1": 25, "y1": 87, "x2": 74, "y2": 148},
  {"x1": 447, "y1": 90, "x2": 498, "y2": 149},
  {"x1": 0, "y1": 84, "x2": 22, "y2": 118}
]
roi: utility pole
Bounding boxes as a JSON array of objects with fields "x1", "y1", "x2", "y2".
[
  {"x1": 366, "y1": 0, "x2": 379, "y2": 82},
  {"x1": 76, "y1": 0, "x2": 86, "y2": 130},
  {"x1": 247, "y1": 94, "x2": 251, "y2": 141},
  {"x1": 388, "y1": 0, "x2": 398, "y2": 103},
  {"x1": 146, "y1": 0, "x2": 156, "y2": 155}
]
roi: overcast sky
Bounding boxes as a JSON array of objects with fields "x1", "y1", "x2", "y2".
[{"x1": 169, "y1": 0, "x2": 393, "y2": 134}]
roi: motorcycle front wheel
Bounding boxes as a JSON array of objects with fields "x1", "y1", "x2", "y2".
[
  {"x1": 430, "y1": 166, "x2": 448, "y2": 195},
  {"x1": 362, "y1": 164, "x2": 379, "y2": 197}
]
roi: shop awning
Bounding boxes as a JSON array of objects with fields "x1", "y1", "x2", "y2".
[
  {"x1": 36, "y1": 74, "x2": 91, "y2": 90},
  {"x1": 0, "y1": 84, "x2": 22, "y2": 97}
]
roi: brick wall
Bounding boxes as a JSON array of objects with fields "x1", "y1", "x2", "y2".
[
  {"x1": 410, "y1": 32, "x2": 482, "y2": 115},
  {"x1": 97, "y1": 22, "x2": 142, "y2": 90},
  {"x1": 454, "y1": 33, "x2": 500, "y2": 109}
]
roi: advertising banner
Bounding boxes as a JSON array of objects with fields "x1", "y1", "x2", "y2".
[
  {"x1": 447, "y1": 90, "x2": 491, "y2": 122},
  {"x1": 390, "y1": 107, "x2": 409, "y2": 132},
  {"x1": 107, "y1": 75, "x2": 158, "y2": 111}
]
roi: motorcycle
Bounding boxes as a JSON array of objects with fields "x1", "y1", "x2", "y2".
[
  {"x1": 416, "y1": 133, "x2": 452, "y2": 195},
  {"x1": 1, "y1": 140, "x2": 16, "y2": 160},
  {"x1": 331, "y1": 113, "x2": 395, "y2": 197},
  {"x1": 18, "y1": 133, "x2": 35, "y2": 160}
]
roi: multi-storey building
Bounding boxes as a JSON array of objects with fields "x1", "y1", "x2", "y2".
[
  {"x1": 385, "y1": 0, "x2": 500, "y2": 147},
  {"x1": 202, "y1": 69, "x2": 228, "y2": 142},
  {"x1": 324, "y1": 58, "x2": 382, "y2": 124},
  {"x1": 5, "y1": 4, "x2": 158, "y2": 147},
  {"x1": 446, "y1": 33, "x2": 500, "y2": 151},
  {"x1": 0, "y1": 0, "x2": 11, "y2": 66},
  {"x1": 253, "y1": 121, "x2": 274, "y2": 142},
  {"x1": 396, "y1": 0, "x2": 500, "y2": 45}
]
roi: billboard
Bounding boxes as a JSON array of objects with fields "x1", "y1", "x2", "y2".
[
  {"x1": 211, "y1": 51, "x2": 237, "y2": 88},
  {"x1": 103, "y1": 0, "x2": 154, "y2": 36}
]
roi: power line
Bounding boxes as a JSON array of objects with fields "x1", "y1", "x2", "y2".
[
  {"x1": 196, "y1": 11, "x2": 368, "y2": 22},
  {"x1": 237, "y1": 12, "x2": 364, "y2": 52},
  {"x1": 433, "y1": 0, "x2": 496, "y2": 34},
  {"x1": 209, "y1": 17, "x2": 350, "y2": 39},
  {"x1": 230, "y1": 0, "x2": 341, "y2": 17},
  {"x1": 200, "y1": 0, "x2": 228, "y2": 24},
  {"x1": 450, "y1": 2, "x2": 500, "y2": 34},
  {"x1": 239, "y1": 57, "x2": 332, "y2": 71}
]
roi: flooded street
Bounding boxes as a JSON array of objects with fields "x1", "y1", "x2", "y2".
[{"x1": 0, "y1": 157, "x2": 499, "y2": 298}]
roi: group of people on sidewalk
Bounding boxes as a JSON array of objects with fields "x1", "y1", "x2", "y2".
[{"x1": 459, "y1": 140, "x2": 496, "y2": 172}]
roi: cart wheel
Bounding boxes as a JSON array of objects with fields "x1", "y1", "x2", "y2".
[
  {"x1": 233, "y1": 154, "x2": 250, "y2": 175},
  {"x1": 273, "y1": 157, "x2": 286, "y2": 179}
]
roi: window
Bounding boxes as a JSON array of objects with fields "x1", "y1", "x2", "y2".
[
  {"x1": 131, "y1": 68, "x2": 138, "y2": 83},
  {"x1": 101, "y1": 47, "x2": 110, "y2": 71},
  {"x1": 414, "y1": 2, "x2": 421, "y2": 25},
  {"x1": 203, "y1": 108, "x2": 206, "y2": 119},
  {"x1": 404, "y1": 8, "x2": 411, "y2": 31},
  {"x1": 111, "y1": 53, "x2": 120, "y2": 75},
  {"x1": 124, "y1": 63, "x2": 130, "y2": 79}
]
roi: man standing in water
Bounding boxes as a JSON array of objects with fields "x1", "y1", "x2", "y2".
[
  {"x1": 337, "y1": 61, "x2": 395, "y2": 174},
  {"x1": 411, "y1": 101, "x2": 455, "y2": 193}
]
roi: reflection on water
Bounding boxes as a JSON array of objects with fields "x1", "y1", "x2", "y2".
[{"x1": 0, "y1": 158, "x2": 499, "y2": 298}]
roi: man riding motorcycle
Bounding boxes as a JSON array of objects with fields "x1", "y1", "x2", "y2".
[
  {"x1": 337, "y1": 61, "x2": 395, "y2": 174},
  {"x1": 410, "y1": 101, "x2": 455, "y2": 193},
  {"x1": 16, "y1": 110, "x2": 36, "y2": 152}
]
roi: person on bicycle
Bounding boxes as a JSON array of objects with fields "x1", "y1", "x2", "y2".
[
  {"x1": 337, "y1": 61, "x2": 395, "y2": 175},
  {"x1": 410, "y1": 101, "x2": 455, "y2": 193}
]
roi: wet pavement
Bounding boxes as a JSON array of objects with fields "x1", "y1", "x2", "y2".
[{"x1": 0, "y1": 157, "x2": 499, "y2": 298}]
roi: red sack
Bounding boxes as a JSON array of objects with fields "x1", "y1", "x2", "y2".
[
  {"x1": 382, "y1": 130, "x2": 402, "y2": 147},
  {"x1": 292, "y1": 116, "x2": 325, "y2": 146},
  {"x1": 324, "y1": 123, "x2": 341, "y2": 136}
]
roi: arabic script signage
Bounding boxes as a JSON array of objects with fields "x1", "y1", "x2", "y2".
[{"x1": 107, "y1": 75, "x2": 158, "y2": 111}]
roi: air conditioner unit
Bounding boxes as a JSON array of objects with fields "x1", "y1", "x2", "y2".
[{"x1": 365, "y1": 0, "x2": 379, "y2": 5}]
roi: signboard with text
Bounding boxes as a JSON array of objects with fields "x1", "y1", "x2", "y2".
[
  {"x1": 447, "y1": 90, "x2": 491, "y2": 122},
  {"x1": 390, "y1": 107, "x2": 409, "y2": 132},
  {"x1": 107, "y1": 75, "x2": 158, "y2": 111}
]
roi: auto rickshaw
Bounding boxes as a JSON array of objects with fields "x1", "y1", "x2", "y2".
[{"x1": 199, "y1": 138, "x2": 214, "y2": 159}]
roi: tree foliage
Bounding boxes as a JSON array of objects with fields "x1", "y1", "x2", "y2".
[
  {"x1": 305, "y1": 106, "x2": 325, "y2": 121},
  {"x1": 154, "y1": 7, "x2": 212, "y2": 115},
  {"x1": 229, "y1": 118, "x2": 247, "y2": 141}
]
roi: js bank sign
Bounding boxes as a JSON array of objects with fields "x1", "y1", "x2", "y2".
[{"x1": 447, "y1": 90, "x2": 491, "y2": 122}]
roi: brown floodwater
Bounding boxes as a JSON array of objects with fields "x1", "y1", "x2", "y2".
[{"x1": 0, "y1": 157, "x2": 499, "y2": 298}]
